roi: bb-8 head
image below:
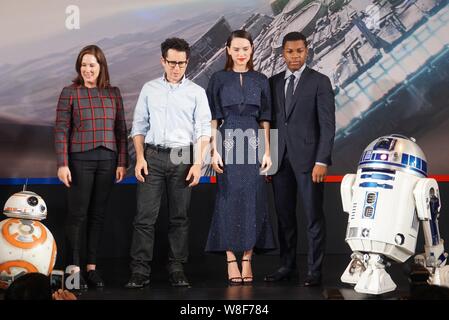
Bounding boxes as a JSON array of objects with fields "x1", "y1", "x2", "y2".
[{"x1": 3, "y1": 191, "x2": 47, "y2": 221}]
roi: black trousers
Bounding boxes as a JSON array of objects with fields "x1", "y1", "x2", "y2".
[
  {"x1": 271, "y1": 151, "x2": 326, "y2": 277},
  {"x1": 65, "y1": 159, "x2": 116, "y2": 266},
  {"x1": 129, "y1": 145, "x2": 192, "y2": 277}
]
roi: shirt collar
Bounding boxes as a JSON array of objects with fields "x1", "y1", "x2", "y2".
[
  {"x1": 161, "y1": 74, "x2": 187, "y2": 87},
  {"x1": 284, "y1": 64, "x2": 306, "y2": 80}
]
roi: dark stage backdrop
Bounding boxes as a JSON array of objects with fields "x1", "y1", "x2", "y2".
[{"x1": 0, "y1": 183, "x2": 448, "y2": 268}]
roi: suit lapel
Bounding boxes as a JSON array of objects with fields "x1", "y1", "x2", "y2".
[
  {"x1": 286, "y1": 66, "x2": 311, "y2": 120},
  {"x1": 275, "y1": 71, "x2": 286, "y2": 120}
]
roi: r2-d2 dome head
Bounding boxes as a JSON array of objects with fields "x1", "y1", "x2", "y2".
[
  {"x1": 358, "y1": 134, "x2": 428, "y2": 178},
  {"x1": 3, "y1": 191, "x2": 47, "y2": 221}
]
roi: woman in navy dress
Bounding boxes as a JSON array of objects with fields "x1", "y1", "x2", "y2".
[{"x1": 205, "y1": 30, "x2": 275, "y2": 285}]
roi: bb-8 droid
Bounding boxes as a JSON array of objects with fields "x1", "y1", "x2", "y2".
[{"x1": 0, "y1": 190, "x2": 57, "y2": 288}]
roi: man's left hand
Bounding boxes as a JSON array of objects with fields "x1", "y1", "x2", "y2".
[
  {"x1": 186, "y1": 164, "x2": 202, "y2": 187},
  {"x1": 312, "y1": 164, "x2": 327, "y2": 183}
]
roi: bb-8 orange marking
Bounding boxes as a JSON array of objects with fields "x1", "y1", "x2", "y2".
[
  {"x1": 0, "y1": 260, "x2": 39, "y2": 274},
  {"x1": 48, "y1": 241, "x2": 57, "y2": 274},
  {"x1": 1, "y1": 219, "x2": 47, "y2": 249}
]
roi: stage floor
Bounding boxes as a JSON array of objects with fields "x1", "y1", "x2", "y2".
[{"x1": 63, "y1": 254, "x2": 412, "y2": 300}]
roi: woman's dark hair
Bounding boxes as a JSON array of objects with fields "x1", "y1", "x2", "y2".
[
  {"x1": 72, "y1": 44, "x2": 110, "y2": 88},
  {"x1": 224, "y1": 30, "x2": 254, "y2": 71},
  {"x1": 4, "y1": 273, "x2": 52, "y2": 300},
  {"x1": 161, "y1": 37, "x2": 191, "y2": 59}
]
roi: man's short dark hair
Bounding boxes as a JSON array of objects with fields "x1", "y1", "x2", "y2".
[
  {"x1": 282, "y1": 32, "x2": 308, "y2": 48},
  {"x1": 161, "y1": 38, "x2": 190, "y2": 59}
]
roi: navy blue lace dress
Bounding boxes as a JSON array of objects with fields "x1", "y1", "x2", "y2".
[{"x1": 205, "y1": 70, "x2": 276, "y2": 253}]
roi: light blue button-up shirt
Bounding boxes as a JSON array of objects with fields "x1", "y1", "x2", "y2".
[{"x1": 131, "y1": 75, "x2": 212, "y2": 147}]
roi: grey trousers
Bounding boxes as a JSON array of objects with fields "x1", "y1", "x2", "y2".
[{"x1": 129, "y1": 145, "x2": 192, "y2": 277}]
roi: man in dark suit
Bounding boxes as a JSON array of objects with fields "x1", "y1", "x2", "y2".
[{"x1": 264, "y1": 32, "x2": 335, "y2": 286}]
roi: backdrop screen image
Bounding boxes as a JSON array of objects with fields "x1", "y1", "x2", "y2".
[{"x1": 1, "y1": 0, "x2": 448, "y2": 179}]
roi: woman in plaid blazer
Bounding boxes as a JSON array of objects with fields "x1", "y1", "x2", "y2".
[{"x1": 54, "y1": 45, "x2": 128, "y2": 289}]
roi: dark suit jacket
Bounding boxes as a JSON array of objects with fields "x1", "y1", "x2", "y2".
[{"x1": 269, "y1": 67, "x2": 335, "y2": 173}]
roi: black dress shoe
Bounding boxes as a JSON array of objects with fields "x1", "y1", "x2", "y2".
[
  {"x1": 87, "y1": 270, "x2": 104, "y2": 288},
  {"x1": 264, "y1": 268, "x2": 295, "y2": 282},
  {"x1": 303, "y1": 275, "x2": 321, "y2": 287},
  {"x1": 125, "y1": 273, "x2": 150, "y2": 289},
  {"x1": 169, "y1": 271, "x2": 190, "y2": 287}
]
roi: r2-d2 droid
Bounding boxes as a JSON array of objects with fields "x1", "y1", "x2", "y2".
[
  {"x1": 340, "y1": 134, "x2": 449, "y2": 294},
  {"x1": 0, "y1": 189, "x2": 57, "y2": 288}
]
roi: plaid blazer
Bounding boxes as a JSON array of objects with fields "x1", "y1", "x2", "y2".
[{"x1": 54, "y1": 85, "x2": 129, "y2": 167}]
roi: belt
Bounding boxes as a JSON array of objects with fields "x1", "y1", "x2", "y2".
[{"x1": 145, "y1": 144, "x2": 191, "y2": 153}]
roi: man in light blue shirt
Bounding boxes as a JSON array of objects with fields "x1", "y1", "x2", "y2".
[{"x1": 126, "y1": 38, "x2": 211, "y2": 289}]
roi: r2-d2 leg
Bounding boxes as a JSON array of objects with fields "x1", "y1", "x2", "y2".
[
  {"x1": 413, "y1": 178, "x2": 449, "y2": 287},
  {"x1": 341, "y1": 252, "x2": 397, "y2": 295},
  {"x1": 341, "y1": 252, "x2": 366, "y2": 284},
  {"x1": 354, "y1": 254, "x2": 396, "y2": 295}
]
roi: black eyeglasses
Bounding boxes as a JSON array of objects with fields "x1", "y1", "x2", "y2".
[{"x1": 164, "y1": 59, "x2": 188, "y2": 68}]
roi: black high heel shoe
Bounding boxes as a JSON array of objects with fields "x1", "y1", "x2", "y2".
[
  {"x1": 227, "y1": 260, "x2": 243, "y2": 286},
  {"x1": 241, "y1": 258, "x2": 253, "y2": 284}
]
